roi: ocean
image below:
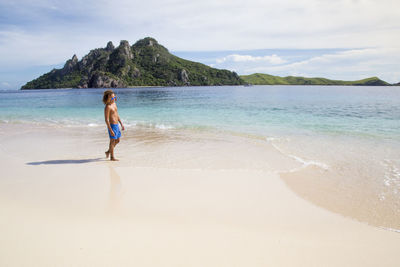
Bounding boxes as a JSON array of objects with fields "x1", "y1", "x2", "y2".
[
  {"x1": 1, "y1": 85, "x2": 399, "y2": 230},
  {"x1": 1, "y1": 86, "x2": 399, "y2": 138}
]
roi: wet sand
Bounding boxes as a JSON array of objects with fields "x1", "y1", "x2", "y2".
[{"x1": 0, "y1": 123, "x2": 400, "y2": 266}]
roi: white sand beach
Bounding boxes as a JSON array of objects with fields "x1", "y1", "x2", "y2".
[{"x1": 0, "y1": 123, "x2": 400, "y2": 266}]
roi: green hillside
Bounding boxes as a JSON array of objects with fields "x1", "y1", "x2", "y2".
[
  {"x1": 22, "y1": 37, "x2": 244, "y2": 89},
  {"x1": 241, "y1": 73, "x2": 390, "y2": 86}
]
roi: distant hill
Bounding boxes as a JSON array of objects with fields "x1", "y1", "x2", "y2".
[
  {"x1": 240, "y1": 73, "x2": 391, "y2": 86},
  {"x1": 21, "y1": 37, "x2": 244, "y2": 89}
]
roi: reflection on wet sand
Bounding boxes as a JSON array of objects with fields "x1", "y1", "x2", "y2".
[{"x1": 108, "y1": 164, "x2": 123, "y2": 214}]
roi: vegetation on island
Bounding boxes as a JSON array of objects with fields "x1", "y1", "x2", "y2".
[
  {"x1": 240, "y1": 73, "x2": 391, "y2": 86},
  {"x1": 22, "y1": 37, "x2": 244, "y2": 89}
]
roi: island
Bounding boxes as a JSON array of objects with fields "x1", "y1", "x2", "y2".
[
  {"x1": 21, "y1": 37, "x2": 395, "y2": 89},
  {"x1": 21, "y1": 37, "x2": 244, "y2": 89},
  {"x1": 240, "y1": 73, "x2": 390, "y2": 86}
]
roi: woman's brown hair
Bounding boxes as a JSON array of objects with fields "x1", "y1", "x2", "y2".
[{"x1": 103, "y1": 90, "x2": 114, "y2": 104}]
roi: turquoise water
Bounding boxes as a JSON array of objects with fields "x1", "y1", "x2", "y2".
[{"x1": 1, "y1": 85, "x2": 400, "y2": 141}]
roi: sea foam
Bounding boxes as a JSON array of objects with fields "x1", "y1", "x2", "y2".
[{"x1": 266, "y1": 136, "x2": 329, "y2": 171}]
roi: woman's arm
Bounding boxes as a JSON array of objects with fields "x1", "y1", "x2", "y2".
[{"x1": 118, "y1": 116, "x2": 125, "y2": 131}]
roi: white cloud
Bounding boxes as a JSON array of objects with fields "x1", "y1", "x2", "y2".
[
  {"x1": 216, "y1": 54, "x2": 286, "y2": 64},
  {"x1": 4, "y1": 0, "x2": 399, "y2": 51},
  {"x1": 262, "y1": 48, "x2": 380, "y2": 71},
  {"x1": 0, "y1": 29, "x2": 123, "y2": 69},
  {"x1": 241, "y1": 48, "x2": 400, "y2": 83}
]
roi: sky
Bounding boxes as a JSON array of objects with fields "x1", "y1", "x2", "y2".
[{"x1": 0, "y1": 0, "x2": 399, "y2": 89}]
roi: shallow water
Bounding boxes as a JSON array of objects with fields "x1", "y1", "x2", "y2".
[
  {"x1": 1, "y1": 85, "x2": 400, "y2": 230},
  {"x1": 1, "y1": 86, "x2": 400, "y2": 139}
]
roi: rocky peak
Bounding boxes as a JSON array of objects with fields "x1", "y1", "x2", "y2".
[
  {"x1": 71, "y1": 54, "x2": 78, "y2": 64},
  {"x1": 106, "y1": 41, "x2": 115, "y2": 52},
  {"x1": 148, "y1": 39, "x2": 156, "y2": 46},
  {"x1": 61, "y1": 54, "x2": 78, "y2": 75},
  {"x1": 133, "y1": 37, "x2": 159, "y2": 48},
  {"x1": 118, "y1": 40, "x2": 134, "y2": 59}
]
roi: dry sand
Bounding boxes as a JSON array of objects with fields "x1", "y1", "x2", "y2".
[{"x1": 0, "y1": 123, "x2": 399, "y2": 266}]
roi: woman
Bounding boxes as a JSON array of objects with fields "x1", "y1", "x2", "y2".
[{"x1": 103, "y1": 90, "x2": 125, "y2": 161}]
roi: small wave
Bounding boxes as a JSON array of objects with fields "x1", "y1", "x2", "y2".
[
  {"x1": 381, "y1": 160, "x2": 400, "y2": 195},
  {"x1": 127, "y1": 121, "x2": 175, "y2": 130},
  {"x1": 44, "y1": 118, "x2": 60, "y2": 124},
  {"x1": 380, "y1": 227, "x2": 400, "y2": 233},
  {"x1": 1, "y1": 118, "x2": 106, "y2": 128},
  {"x1": 266, "y1": 136, "x2": 329, "y2": 171},
  {"x1": 123, "y1": 122, "x2": 135, "y2": 128},
  {"x1": 288, "y1": 154, "x2": 329, "y2": 170},
  {"x1": 266, "y1": 137, "x2": 290, "y2": 142},
  {"x1": 1, "y1": 118, "x2": 178, "y2": 131},
  {"x1": 155, "y1": 124, "x2": 174, "y2": 130}
]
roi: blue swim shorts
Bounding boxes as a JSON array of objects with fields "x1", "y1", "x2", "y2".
[{"x1": 108, "y1": 123, "x2": 121, "y2": 140}]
